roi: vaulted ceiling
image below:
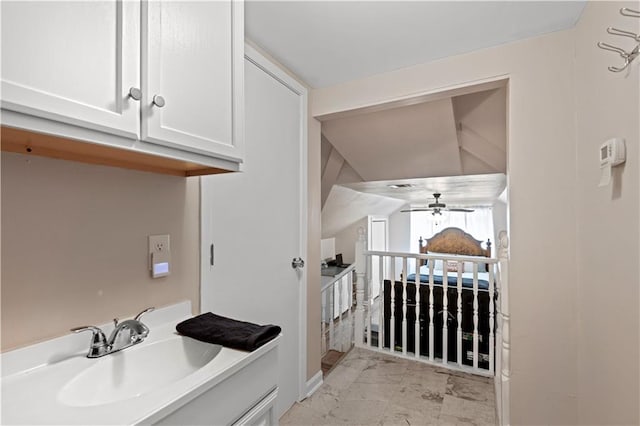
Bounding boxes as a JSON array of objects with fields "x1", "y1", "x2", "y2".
[{"x1": 320, "y1": 85, "x2": 508, "y2": 237}]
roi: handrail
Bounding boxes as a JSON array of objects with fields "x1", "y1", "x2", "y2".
[
  {"x1": 320, "y1": 263, "x2": 356, "y2": 293},
  {"x1": 364, "y1": 250, "x2": 498, "y2": 264}
]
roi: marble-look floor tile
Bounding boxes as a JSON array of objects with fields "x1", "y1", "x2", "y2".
[
  {"x1": 389, "y1": 380, "x2": 447, "y2": 423},
  {"x1": 355, "y1": 367, "x2": 406, "y2": 384},
  {"x1": 338, "y1": 355, "x2": 374, "y2": 372},
  {"x1": 342, "y1": 382, "x2": 402, "y2": 402},
  {"x1": 446, "y1": 375, "x2": 494, "y2": 404},
  {"x1": 286, "y1": 348, "x2": 496, "y2": 426},
  {"x1": 402, "y1": 365, "x2": 450, "y2": 389},
  {"x1": 324, "y1": 363, "x2": 364, "y2": 389},
  {"x1": 299, "y1": 383, "x2": 343, "y2": 414},
  {"x1": 436, "y1": 368, "x2": 493, "y2": 384},
  {"x1": 280, "y1": 403, "x2": 330, "y2": 425},
  {"x1": 440, "y1": 395, "x2": 496, "y2": 425},
  {"x1": 325, "y1": 399, "x2": 390, "y2": 425},
  {"x1": 380, "y1": 401, "x2": 441, "y2": 425},
  {"x1": 438, "y1": 413, "x2": 484, "y2": 426}
]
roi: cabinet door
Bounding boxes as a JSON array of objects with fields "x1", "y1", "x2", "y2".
[
  {"x1": 1, "y1": 1, "x2": 140, "y2": 138},
  {"x1": 142, "y1": 0, "x2": 244, "y2": 163}
]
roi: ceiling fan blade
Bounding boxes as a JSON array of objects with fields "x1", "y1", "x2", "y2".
[
  {"x1": 400, "y1": 208, "x2": 432, "y2": 213},
  {"x1": 447, "y1": 208, "x2": 475, "y2": 213}
]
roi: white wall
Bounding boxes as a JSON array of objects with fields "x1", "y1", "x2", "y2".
[
  {"x1": 333, "y1": 217, "x2": 368, "y2": 265},
  {"x1": 389, "y1": 207, "x2": 411, "y2": 253},
  {"x1": 389, "y1": 206, "x2": 411, "y2": 279},
  {"x1": 312, "y1": 29, "x2": 578, "y2": 424},
  {"x1": 574, "y1": 2, "x2": 639, "y2": 424}
]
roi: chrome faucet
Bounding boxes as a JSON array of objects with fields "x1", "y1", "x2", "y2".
[{"x1": 71, "y1": 307, "x2": 154, "y2": 358}]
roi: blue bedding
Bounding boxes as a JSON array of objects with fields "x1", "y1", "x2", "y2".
[{"x1": 406, "y1": 272, "x2": 490, "y2": 291}]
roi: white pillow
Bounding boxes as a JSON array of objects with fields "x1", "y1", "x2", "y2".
[{"x1": 426, "y1": 251, "x2": 445, "y2": 271}]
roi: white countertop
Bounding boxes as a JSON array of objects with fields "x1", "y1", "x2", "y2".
[{"x1": 1, "y1": 301, "x2": 280, "y2": 425}]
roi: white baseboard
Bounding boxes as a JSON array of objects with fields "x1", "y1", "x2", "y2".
[{"x1": 303, "y1": 371, "x2": 323, "y2": 399}]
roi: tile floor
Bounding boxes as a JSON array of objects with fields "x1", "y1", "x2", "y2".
[{"x1": 281, "y1": 347, "x2": 496, "y2": 426}]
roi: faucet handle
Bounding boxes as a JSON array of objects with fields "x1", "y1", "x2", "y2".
[
  {"x1": 71, "y1": 325, "x2": 108, "y2": 358},
  {"x1": 71, "y1": 325, "x2": 103, "y2": 335},
  {"x1": 134, "y1": 307, "x2": 155, "y2": 322}
]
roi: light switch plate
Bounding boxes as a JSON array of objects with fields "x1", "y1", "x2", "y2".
[{"x1": 148, "y1": 234, "x2": 170, "y2": 272}]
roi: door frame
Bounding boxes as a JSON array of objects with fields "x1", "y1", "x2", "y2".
[
  {"x1": 368, "y1": 215, "x2": 389, "y2": 300},
  {"x1": 199, "y1": 43, "x2": 308, "y2": 402}
]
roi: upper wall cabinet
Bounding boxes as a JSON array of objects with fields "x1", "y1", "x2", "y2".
[
  {"x1": 1, "y1": 0, "x2": 244, "y2": 175},
  {"x1": 1, "y1": 1, "x2": 141, "y2": 138},
  {"x1": 143, "y1": 1, "x2": 243, "y2": 162}
]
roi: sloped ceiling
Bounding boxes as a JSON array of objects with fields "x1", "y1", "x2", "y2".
[
  {"x1": 322, "y1": 98, "x2": 462, "y2": 181},
  {"x1": 321, "y1": 87, "x2": 507, "y2": 184},
  {"x1": 320, "y1": 86, "x2": 508, "y2": 237},
  {"x1": 246, "y1": 1, "x2": 586, "y2": 88},
  {"x1": 321, "y1": 186, "x2": 405, "y2": 238}
]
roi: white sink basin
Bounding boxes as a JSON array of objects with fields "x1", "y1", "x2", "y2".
[{"x1": 58, "y1": 337, "x2": 222, "y2": 407}]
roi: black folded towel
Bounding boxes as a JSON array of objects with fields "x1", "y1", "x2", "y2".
[{"x1": 176, "y1": 312, "x2": 281, "y2": 352}]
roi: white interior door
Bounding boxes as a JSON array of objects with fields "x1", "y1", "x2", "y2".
[{"x1": 200, "y1": 46, "x2": 307, "y2": 420}]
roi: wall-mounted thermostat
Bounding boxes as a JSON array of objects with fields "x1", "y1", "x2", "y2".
[{"x1": 599, "y1": 138, "x2": 626, "y2": 187}]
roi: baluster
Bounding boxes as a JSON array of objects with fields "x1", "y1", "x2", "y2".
[
  {"x1": 442, "y1": 261, "x2": 448, "y2": 365},
  {"x1": 428, "y1": 259, "x2": 435, "y2": 361},
  {"x1": 390, "y1": 257, "x2": 396, "y2": 353},
  {"x1": 489, "y1": 262, "x2": 495, "y2": 374},
  {"x1": 378, "y1": 255, "x2": 384, "y2": 350},
  {"x1": 329, "y1": 284, "x2": 335, "y2": 350},
  {"x1": 367, "y1": 256, "x2": 373, "y2": 347},
  {"x1": 457, "y1": 261, "x2": 463, "y2": 367},
  {"x1": 321, "y1": 287, "x2": 327, "y2": 355},
  {"x1": 472, "y1": 262, "x2": 479, "y2": 371},
  {"x1": 338, "y1": 276, "x2": 344, "y2": 350},
  {"x1": 414, "y1": 257, "x2": 421, "y2": 358},
  {"x1": 402, "y1": 257, "x2": 408, "y2": 355},
  {"x1": 348, "y1": 270, "x2": 354, "y2": 347},
  {"x1": 354, "y1": 228, "x2": 366, "y2": 347}
]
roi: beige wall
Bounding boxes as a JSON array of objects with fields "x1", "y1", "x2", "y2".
[
  {"x1": 312, "y1": 30, "x2": 579, "y2": 424},
  {"x1": 1, "y1": 153, "x2": 200, "y2": 351},
  {"x1": 574, "y1": 2, "x2": 640, "y2": 424}
]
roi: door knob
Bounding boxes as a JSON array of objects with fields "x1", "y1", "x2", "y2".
[
  {"x1": 128, "y1": 87, "x2": 142, "y2": 101},
  {"x1": 152, "y1": 95, "x2": 166, "y2": 108},
  {"x1": 291, "y1": 257, "x2": 305, "y2": 270}
]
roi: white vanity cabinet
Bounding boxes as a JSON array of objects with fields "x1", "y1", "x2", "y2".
[
  {"x1": 1, "y1": 302, "x2": 281, "y2": 426},
  {"x1": 1, "y1": 0, "x2": 244, "y2": 171}
]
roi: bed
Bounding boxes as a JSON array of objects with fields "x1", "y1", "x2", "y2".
[{"x1": 382, "y1": 227, "x2": 495, "y2": 368}]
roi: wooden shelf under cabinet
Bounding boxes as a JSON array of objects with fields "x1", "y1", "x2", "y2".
[{"x1": 1, "y1": 126, "x2": 231, "y2": 177}]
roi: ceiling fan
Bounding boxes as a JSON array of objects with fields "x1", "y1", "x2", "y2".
[{"x1": 400, "y1": 193, "x2": 475, "y2": 215}]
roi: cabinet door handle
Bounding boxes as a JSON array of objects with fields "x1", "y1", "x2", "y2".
[
  {"x1": 128, "y1": 87, "x2": 142, "y2": 101},
  {"x1": 152, "y1": 95, "x2": 166, "y2": 108}
]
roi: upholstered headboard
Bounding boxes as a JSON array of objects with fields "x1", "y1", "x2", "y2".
[{"x1": 418, "y1": 227, "x2": 491, "y2": 268}]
